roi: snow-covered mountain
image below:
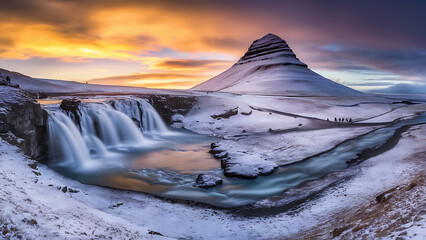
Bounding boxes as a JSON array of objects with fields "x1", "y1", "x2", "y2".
[{"x1": 192, "y1": 33, "x2": 364, "y2": 96}]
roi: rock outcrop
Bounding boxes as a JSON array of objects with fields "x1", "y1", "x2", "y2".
[
  {"x1": 60, "y1": 98, "x2": 81, "y2": 124},
  {"x1": 146, "y1": 95, "x2": 198, "y2": 124},
  {"x1": 209, "y1": 141, "x2": 276, "y2": 179},
  {"x1": 210, "y1": 107, "x2": 238, "y2": 119},
  {"x1": 0, "y1": 86, "x2": 47, "y2": 160},
  {"x1": 196, "y1": 174, "x2": 223, "y2": 188},
  {"x1": 237, "y1": 33, "x2": 306, "y2": 66}
]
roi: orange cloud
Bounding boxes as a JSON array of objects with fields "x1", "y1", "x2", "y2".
[
  {"x1": 1, "y1": 1, "x2": 423, "y2": 89},
  {"x1": 88, "y1": 72, "x2": 205, "y2": 89}
]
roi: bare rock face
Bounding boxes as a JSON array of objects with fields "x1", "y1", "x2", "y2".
[
  {"x1": 237, "y1": 33, "x2": 306, "y2": 66},
  {"x1": 196, "y1": 174, "x2": 223, "y2": 188},
  {"x1": 211, "y1": 107, "x2": 238, "y2": 119},
  {"x1": 0, "y1": 86, "x2": 47, "y2": 160},
  {"x1": 60, "y1": 98, "x2": 81, "y2": 124},
  {"x1": 60, "y1": 98, "x2": 81, "y2": 112},
  {"x1": 145, "y1": 95, "x2": 198, "y2": 125}
]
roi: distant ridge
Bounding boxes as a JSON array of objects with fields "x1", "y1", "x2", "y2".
[
  {"x1": 192, "y1": 33, "x2": 365, "y2": 96},
  {"x1": 0, "y1": 68, "x2": 170, "y2": 95}
]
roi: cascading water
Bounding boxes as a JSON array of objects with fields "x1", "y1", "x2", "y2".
[
  {"x1": 45, "y1": 96, "x2": 218, "y2": 199},
  {"x1": 47, "y1": 98, "x2": 176, "y2": 169},
  {"x1": 48, "y1": 111, "x2": 93, "y2": 169},
  {"x1": 79, "y1": 102, "x2": 148, "y2": 149},
  {"x1": 112, "y1": 98, "x2": 171, "y2": 134},
  {"x1": 140, "y1": 100, "x2": 170, "y2": 134}
]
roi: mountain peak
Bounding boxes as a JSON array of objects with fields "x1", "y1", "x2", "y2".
[
  {"x1": 237, "y1": 33, "x2": 301, "y2": 65},
  {"x1": 254, "y1": 33, "x2": 286, "y2": 45},
  {"x1": 192, "y1": 33, "x2": 364, "y2": 96}
]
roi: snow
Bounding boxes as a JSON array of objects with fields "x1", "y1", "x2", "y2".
[
  {"x1": 1, "y1": 123, "x2": 424, "y2": 239},
  {"x1": 192, "y1": 34, "x2": 364, "y2": 96},
  {"x1": 223, "y1": 94, "x2": 406, "y2": 122},
  {"x1": 360, "y1": 103, "x2": 426, "y2": 123},
  {"x1": 216, "y1": 126, "x2": 378, "y2": 166},
  {"x1": 255, "y1": 124, "x2": 426, "y2": 239},
  {"x1": 0, "y1": 138, "x2": 168, "y2": 239},
  {"x1": 170, "y1": 90, "x2": 426, "y2": 178},
  {"x1": 0, "y1": 85, "x2": 33, "y2": 106},
  {"x1": 196, "y1": 174, "x2": 223, "y2": 188},
  {"x1": 0, "y1": 68, "x2": 185, "y2": 96},
  {"x1": 186, "y1": 91, "x2": 422, "y2": 124},
  {"x1": 180, "y1": 95, "x2": 310, "y2": 136}
]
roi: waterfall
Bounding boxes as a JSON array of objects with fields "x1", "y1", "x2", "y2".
[
  {"x1": 47, "y1": 98, "x2": 173, "y2": 169},
  {"x1": 112, "y1": 98, "x2": 170, "y2": 134},
  {"x1": 48, "y1": 111, "x2": 92, "y2": 168},
  {"x1": 79, "y1": 102, "x2": 147, "y2": 148}
]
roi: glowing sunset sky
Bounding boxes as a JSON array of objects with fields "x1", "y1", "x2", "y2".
[{"x1": 0, "y1": 0, "x2": 425, "y2": 90}]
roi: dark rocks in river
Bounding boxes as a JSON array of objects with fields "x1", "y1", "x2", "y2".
[
  {"x1": 208, "y1": 149, "x2": 223, "y2": 155},
  {"x1": 0, "y1": 86, "x2": 47, "y2": 160},
  {"x1": 210, "y1": 142, "x2": 219, "y2": 149},
  {"x1": 211, "y1": 107, "x2": 238, "y2": 119},
  {"x1": 60, "y1": 98, "x2": 82, "y2": 124},
  {"x1": 196, "y1": 174, "x2": 223, "y2": 188},
  {"x1": 214, "y1": 151, "x2": 228, "y2": 159},
  {"x1": 60, "y1": 98, "x2": 81, "y2": 113},
  {"x1": 209, "y1": 143, "x2": 228, "y2": 158}
]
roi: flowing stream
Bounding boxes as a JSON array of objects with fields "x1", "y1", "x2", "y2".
[{"x1": 43, "y1": 97, "x2": 426, "y2": 208}]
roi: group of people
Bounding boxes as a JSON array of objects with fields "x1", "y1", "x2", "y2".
[{"x1": 326, "y1": 117, "x2": 353, "y2": 123}]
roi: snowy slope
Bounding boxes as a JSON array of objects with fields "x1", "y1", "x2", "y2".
[
  {"x1": 192, "y1": 34, "x2": 365, "y2": 96},
  {"x1": 0, "y1": 68, "x2": 77, "y2": 93},
  {"x1": 0, "y1": 68, "x2": 180, "y2": 95}
]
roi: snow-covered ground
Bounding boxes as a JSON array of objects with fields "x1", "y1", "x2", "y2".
[
  {"x1": 194, "y1": 92, "x2": 423, "y2": 122},
  {"x1": 1, "y1": 124, "x2": 424, "y2": 239},
  {"x1": 177, "y1": 92, "x2": 424, "y2": 177},
  {"x1": 0, "y1": 139, "x2": 169, "y2": 239}
]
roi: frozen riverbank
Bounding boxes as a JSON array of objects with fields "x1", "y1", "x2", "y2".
[{"x1": 1, "y1": 124, "x2": 424, "y2": 239}]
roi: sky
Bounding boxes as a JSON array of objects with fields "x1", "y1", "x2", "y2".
[{"x1": 0, "y1": 0, "x2": 425, "y2": 91}]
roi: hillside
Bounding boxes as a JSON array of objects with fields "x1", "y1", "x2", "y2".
[{"x1": 0, "y1": 68, "x2": 180, "y2": 95}]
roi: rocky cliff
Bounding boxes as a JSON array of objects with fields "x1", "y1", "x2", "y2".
[
  {"x1": 145, "y1": 95, "x2": 198, "y2": 125},
  {"x1": 0, "y1": 85, "x2": 47, "y2": 160}
]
